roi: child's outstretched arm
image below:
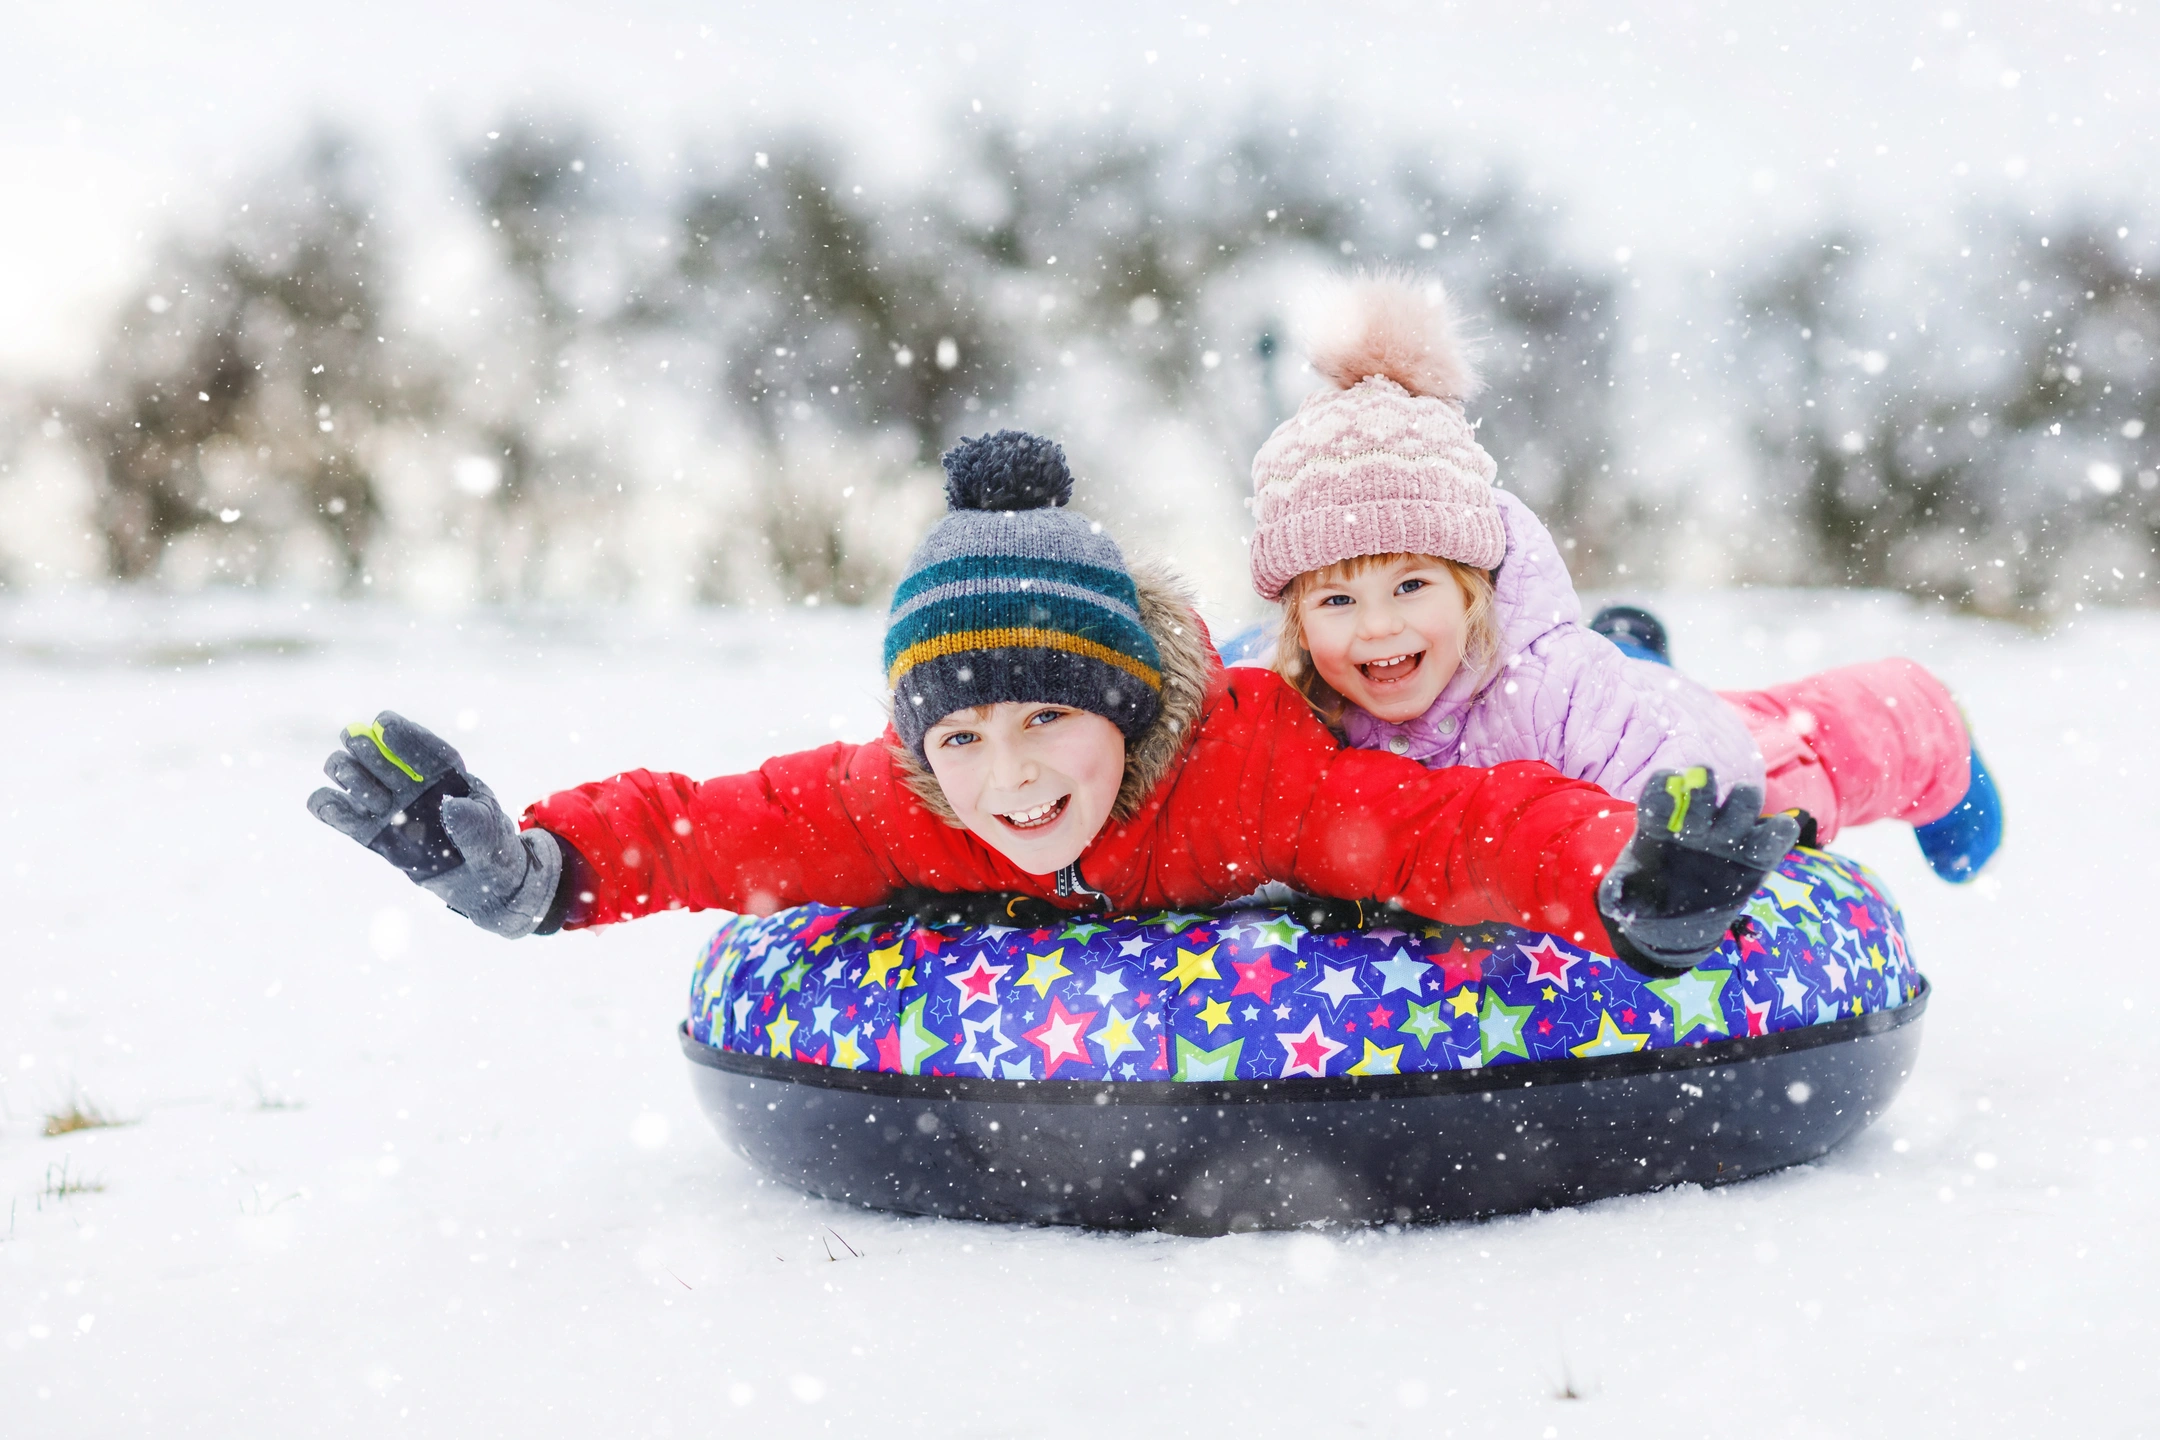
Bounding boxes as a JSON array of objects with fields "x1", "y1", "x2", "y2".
[
  {"x1": 518, "y1": 739, "x2": 998, "y2": 926},
  {"x1": 307, "y1": 712, "x2": 565, "y2": 938},
  {"x1": 309, "y1": 714, "x2": 998, "y2": 933},
  {"x1": 1221, "y1": 675, "x2": 1791, "y2": 970}
]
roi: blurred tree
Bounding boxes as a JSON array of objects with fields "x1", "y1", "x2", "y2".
[
  {"x1": 668, "y1": 143, "x2": 1003, "y2": 464},
  {"x1": 948, "y1": 123, "x2": 1359, "y2": 396},
  {"x1": 454, "y1": 118, "x2": 622, "y2": 596},
  {"x1": 1737, "y1": 218, "x2": 2157, "y2": 612},
  {"x1": 622, "y1": 117, "x2": 1619, "y2": 599},
  {"x1": 652, "y1": 140, "x2": 1005, "y2": 601},
  {"x1": 26, "y1": 112, "x2": 1640, "y2": 606},
  {"x1": 61, "y1": 130, "x2": 426, "y2": 586},
  {"x1": 1392, "y1": 173, "x2": 1620, "y2": 578}
]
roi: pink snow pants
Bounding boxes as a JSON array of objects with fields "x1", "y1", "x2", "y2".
[{"x1": 1718, "y1": 658, "x2": 1970, "y2": 845}]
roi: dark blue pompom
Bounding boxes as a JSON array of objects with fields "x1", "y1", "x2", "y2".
[{"x1": 940, "y1": 431, "x2": 1074, "y2": 512}]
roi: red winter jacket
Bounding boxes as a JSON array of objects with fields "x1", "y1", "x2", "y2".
[{"x1": 523, "y1": 658, "x2": 1637, "y2": 956}]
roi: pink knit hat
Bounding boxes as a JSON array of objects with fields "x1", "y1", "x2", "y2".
[{"x1": 1248, "y1": 274, "x2": 1502, "y2": 600}]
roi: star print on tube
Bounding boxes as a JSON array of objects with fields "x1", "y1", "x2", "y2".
[
  {"x1": 1173, "y1": 1035, "x2": 1245, "y2": 1081},
  {"x1": 957, "y1": 1013, "x2": 1016, "y2": 1076},
  {"x1": 946, "y1": 956, "x2": 1010, "y2": 1012},
  {"x1": 1347, "y1": 1038, "x2": 1404, "y2": 1076},
  {"x1": 1568, "y1": 1010, "x2": 1648, "y2": 1058},
  {"x1": 688, "y1": 847, "x2": 1924, "y2": 1084},
  {"x1": 1018, "y1": 948, "x2": 1072, "y2": 997},
  {"x1": 1310, "y1": 962, "x2": 1365, "y2": 1010},
  {"x1": 1477, "y1": 990, "x2": 1533, "y2": 1065},
  {"x1": 1430, "y1": 940, "x2": 1489, "y2": 990},
  {"x1": 1520, "y1": 937, "x2": 1582, "y2": 991},
  {"x1": 1372, "y1": 948, "x2": 1433, "y2": 996},
  {"x1": 1648, "y1": 967, "x2": 1732, "y2": 1041},
  {"x1": 830, "y1": 1026, "x2": 866, "y2": 1070},
  {"x1": 895, "y1": 996, "x2": 947, "y2": 1074},
  {"x1": 1022, "y1": 995, "x2": 1099, "y2": 1079},
  {"x1": 1229, "y1": 953, "x2": 1291, "y2": 1004},
  {"x1": 1401, "y1": 999, "x2": 1449, "y2": 1047},
  {"x1": 1093, "y1": 1006, "x2": 1146, "y2": 1067},
  {"x1": 863, "y1": 940, "x2": 906, "y2": 989},
  {"x1": 1161, "y1": 945, "x2": 1222, "y2": 994},
  {"x1": 1275, "y1": 1015, "x2": 1347, "y2": 1078},
  {"x1": 766, "y1": 1008, "x2": 799, "y2": 1060}
]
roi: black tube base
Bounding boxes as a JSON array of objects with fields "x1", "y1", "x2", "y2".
[{"x1": 682, "y1": 982, "x2": 1926, "y2": 1234}]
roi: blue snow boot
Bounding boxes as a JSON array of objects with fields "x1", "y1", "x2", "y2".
[
  {"x1": 1590, "y1": 604, "x2": 1672, "y2": 667},
  {"x1": 1914, "y1": 741, "x2": 2003, "y2": 883}
]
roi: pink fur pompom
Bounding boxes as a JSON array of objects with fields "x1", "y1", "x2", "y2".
[{"x1": 1305, "y1": 273, "x2": 1481, "y2": 402}]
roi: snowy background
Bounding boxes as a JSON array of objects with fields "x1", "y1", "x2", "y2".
[
  {"x1": 4, "y1": 594, "x2": 2155, "y2": 1436},
  {"x1": 5, "y1": 3, "x2": 2159, "y2": 1435}
]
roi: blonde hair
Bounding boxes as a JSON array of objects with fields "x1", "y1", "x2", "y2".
[{"x1": 1272, "y1": 554, "x2": 1501, "y2": 724}]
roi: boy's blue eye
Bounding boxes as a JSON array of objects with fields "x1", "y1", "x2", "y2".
[
  {"x1": 1025, "y1": 708, "x2": 1064, "y2": 727},
  {"x1": 940, "y1": 731, "x2": 978, "y2": 747}
]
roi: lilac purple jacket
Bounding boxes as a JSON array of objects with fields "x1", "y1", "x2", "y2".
[{"x1": 1338, "y1": 491, "x2": 1765, "y2": 802}]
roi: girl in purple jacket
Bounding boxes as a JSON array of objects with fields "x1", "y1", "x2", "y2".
[{"x1": 1246, "y1": 275, "x2": 2001, "y2": 880}]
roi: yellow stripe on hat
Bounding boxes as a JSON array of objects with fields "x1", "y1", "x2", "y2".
[{"x1": 887, "y1": 627, "x2": 1163, "y2": 692}]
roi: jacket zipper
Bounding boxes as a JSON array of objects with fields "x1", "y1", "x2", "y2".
[{"x1": 1054, "y1": 862, "x2": 1109, "y2": 911}]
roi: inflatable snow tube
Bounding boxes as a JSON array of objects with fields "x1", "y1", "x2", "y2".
[{"x1": 681, "y1": 847, "x2": 1926, "y2": 1232}]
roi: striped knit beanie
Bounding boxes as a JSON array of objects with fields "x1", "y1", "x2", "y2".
[{"x1": 886, "y1": 431, "x2": 1163, "y2": 762}]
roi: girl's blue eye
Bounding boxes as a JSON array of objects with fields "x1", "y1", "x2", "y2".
[
  {"x1": 1397, "y1": 577, "x2": 1427, "y2": 596},
  {"x1": 1316, "y1": 593, "x2": 1353, "y2": 607}
]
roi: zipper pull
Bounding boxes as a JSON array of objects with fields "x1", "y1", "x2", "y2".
[{"x1": 1054, "y1": 862, "x2": 1109, "y2": 911}]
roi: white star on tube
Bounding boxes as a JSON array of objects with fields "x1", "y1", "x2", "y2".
[
  {"x1": 1773, "y1": 969, "x2": 1812, "y2": 1016},
  {"x1": 1311, "y1": 963, "x2": 1365, "y2": 1008},
  {"x1": 810, "y1": 999, "x2": 838, "y2": 1034},
  {"x1": 1085, "y1": 968, "x2": 1129, "y2": 1005},
  {"x1": 957, "y1": 1014, "x2": 1016, "y2": 1076},
  {"x1": 1373, "y1": 949, "x2": 1432, "y2": 996}
]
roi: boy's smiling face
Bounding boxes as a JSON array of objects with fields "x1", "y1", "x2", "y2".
[{"x1": 922, "y1": 702, "x2": 1126, "y2": 876}]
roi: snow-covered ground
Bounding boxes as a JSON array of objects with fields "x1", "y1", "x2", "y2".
[{"x1": 2, "y1": 588, "x2": 2153, "y2": 1437}]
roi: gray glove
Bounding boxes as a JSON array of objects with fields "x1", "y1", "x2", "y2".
[
  {"x1": 306, "y1": 711, "x2": 563, "y2": 939},
  {"x1": 1595, "y1": 766, "x2": 1798, "y2": 974}
]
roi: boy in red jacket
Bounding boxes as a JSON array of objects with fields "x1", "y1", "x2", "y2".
[{"x1": 309, "y1": 432, "x2": 1793, "y2": 973}]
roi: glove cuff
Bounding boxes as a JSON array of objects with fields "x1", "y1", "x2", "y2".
[
  {"x1": 428, "y1": 824, "x2": 563, "y2": 939},
  {"x1": 1596, "y1": 867, "x2": 1720, "y2": 975},
  {"x1": 498, "y1": 828, "x2": 564, "y2": 939}
]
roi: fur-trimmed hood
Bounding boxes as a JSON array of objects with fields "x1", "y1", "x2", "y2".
[{"x1": 892, "y1": 557, "x2": 1217, "y2": 826}]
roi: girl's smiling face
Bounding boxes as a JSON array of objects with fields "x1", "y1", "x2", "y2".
[
  {"x1": 922, "y1": 702, "x2": 1126, "y2": 875},
  {"x1": 1294, "y1": 554, "x2": 1473, "y2": 723}
]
